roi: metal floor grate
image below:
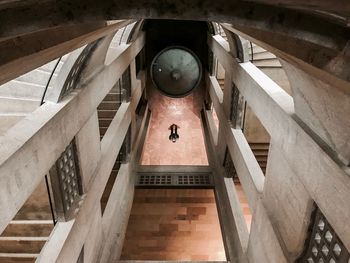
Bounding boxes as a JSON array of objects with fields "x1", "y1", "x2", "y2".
[{"x1": 136, "y1": 173, "x2": 212, "y2": 187}]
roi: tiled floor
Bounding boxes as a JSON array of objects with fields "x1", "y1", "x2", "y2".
[
  {"x1": 121, "y1": 189, "x2": 226, "y2": 261},
  {"x1": 141, "y1": 89, "x2": 208, "y2": 165}
]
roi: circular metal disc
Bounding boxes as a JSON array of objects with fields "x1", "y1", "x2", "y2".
[{"x1": 151, "y1": 46, "x2": 202, "y2": 97}]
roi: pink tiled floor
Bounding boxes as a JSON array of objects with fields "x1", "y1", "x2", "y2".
[{"x1": 141, "y1": 89, "x2": 208, "y2": 165}]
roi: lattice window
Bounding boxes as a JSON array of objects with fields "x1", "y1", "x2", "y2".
[
  {"x1": 298, "y1": 206, "x2": 350, "y2": 263},
  {"x1": 230, "y1": 83, "x2": 240, "y2": 124},
  {"x1": 50, "y1": 140, "x2": 83, "y2": 221},
  {"x1": 59, "y1": 40, "x2": 99, "y2": 101},
  {"x1": 223, "y1": 147, "x2": 237, "y2": 179}
]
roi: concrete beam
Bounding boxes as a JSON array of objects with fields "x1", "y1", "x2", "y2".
[
  {"x1": 208, "y1": 74, "x2": 265, "y2": 213},
  {"x1": 0, "y1": 20, "x2": 132, "y2": 85},
  {"x1": 201, "y1": 110, "x2": 248, "y2": 263},
  {"x1": 209, "y1": 34, "x2": 350, "y2": 250},
  {"x1": 241, "y1": 0, "x2": 350, "y2": 19},
  {"x1": 1, "y1": 0, "x2": 349, "y2": 85},
  {"x1": 100, "y1": 164, "x2": 134, "y2": 263},
  {"x1": 221, "y1": 23, "x2": 350, "y2": 95},
  {"x1": 0, "y1": 33, "x2": 145, "y2": 235}
]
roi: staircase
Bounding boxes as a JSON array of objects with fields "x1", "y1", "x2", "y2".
[
  {"x1": 249, "y1": 43, "x2": 291, "y2": 94},
  {"x1": 0, "y1": 180, "x2": 54, "y2": 262},
  {"x1": 0, "y1": 221, "x2": 53, "y2": 263},
  {"x1": 249, "y1": 142, "x2": 270, "y2": 174},
  {"x1": 0, "y1": 56, "x2": 68, "y2": 135}
]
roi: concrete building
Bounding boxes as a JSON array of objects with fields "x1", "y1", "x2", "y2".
[{"x1": 0, "y1": 1, "x2": 349, "y2": 262}]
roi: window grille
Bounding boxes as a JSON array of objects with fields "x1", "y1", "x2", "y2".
[
  {"x1": 230, "y1": 83, "x2": 242, "y2": 126},
  {"x1": 50, "y1": 140, "x2": 83, "y2": 221},
  {"x1": 298, "y1": 206, "x2": 350, "y2": 263},
  {"x1": 223, "y1": 147, "x2": 237, "y2": 179}
]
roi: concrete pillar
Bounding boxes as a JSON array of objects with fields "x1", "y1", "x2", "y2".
[
  {"x1": 263, "y1": 141, "x2": 314, "y2": 261},
  {"x1": 75, "y1": 111, "x2": 101, "y2": 191}
]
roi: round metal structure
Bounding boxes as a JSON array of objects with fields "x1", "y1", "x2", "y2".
[{"x1": 151, "y1": 46, "x2": 202, "y2": 97}]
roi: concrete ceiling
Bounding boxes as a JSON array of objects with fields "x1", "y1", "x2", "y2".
[{"x1": 0, "y1": 0, "x2": 349, "y2": 90}]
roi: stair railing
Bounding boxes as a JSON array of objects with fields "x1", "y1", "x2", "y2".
[
  {"x1": 40, "y1": 57, "x2": 62, "y2": 105},
  {"x1": 249, "y1": 41, "x2": 254, "y2": 63},
  {"x1": 40, "y1": 56, "x2": 63, "y2": 226}
]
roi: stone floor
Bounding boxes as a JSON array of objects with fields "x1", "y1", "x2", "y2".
[
  {"x1": 121, "y1": 189, "x2": 226, "y2": 261},
  {"x1": 140, "y1": 89, "x2": 208, "y2": 165}
]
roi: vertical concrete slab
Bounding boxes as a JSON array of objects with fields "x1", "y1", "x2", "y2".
[
  {"x1": 75, "y1": 111, "x2": 101, "y2": 191},
  {"x1": 263, "y1": 141, "x2": 313, "y2": 261},
  {"x1": 282, "y1": 61, "x2": 350, "y2": 165},
  {"x1": 247, "y1": 200, "x2": 288, "y2": 263},
  {"x1": 84, "y1": 207, "x2": 103, "y2": 263}
]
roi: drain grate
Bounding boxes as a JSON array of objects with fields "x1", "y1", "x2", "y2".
[
  {"x1": 137, "y1": 173, "x2": 212, "y2": 187},
  {"x1": 138, "y1": 175, "x2": 172, "y2": 185}
]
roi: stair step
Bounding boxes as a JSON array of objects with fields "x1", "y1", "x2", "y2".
[
  {"x1": 99, "y1": 127, "x2": 108, "y2": 136},
  {"x1": 252, "y1": 151, "x2": 269, "y2": 157},
  {"x1": 98, "y1": 118, "x2": 113, "y2": 128},
  {"x1": 97, "y1": 101, "x2": 121, "y2": 110},
  {"x1": 256, "y1": 157, "x2": 267, "y2": 162},
  {"x1": 104, "y1": 93, "x2": 122, "y2": 101},
  {"x1": 39, "y1": 59, "x2": 64, "y2": 73},
  {"x1": 0, "y1": 97, "x2": 39, "y2": 113},
  {"x1": 0, "y1": 237, "x2": 48, "y2": 254},
  {"x1": 1, "y1": 221, "x2": 53, "y2": 237},
  {"x1": 249, "y1": 143, "x2": 270, "y2": 150},
  {"x1": 16, "y1": 69, "x2": 57, "y2": 87},
  {"x1": 0, "y1": 253, "x2": 37, "y2": 263},
  {"x1": 253, "y1": 59, "x2": 282, "y2": 68},
  {"x1": 98, "y1": 110, "x2": 118, "y2": 119},
  {"x1": 0, "y1": 81, "x2": 45, "y2": 100},
  {"x1": 249, "y1": 45, "x2": 266, "y2": 54},
  {"x1": 252, "y1": 51, "x2": 277, "y2": 61}
]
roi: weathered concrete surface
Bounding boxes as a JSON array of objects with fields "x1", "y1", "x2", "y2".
[
  {"x1": 247, "y1": 200, "x2": 288, "y2": 263},
  {"x1": 222, "y1": 23, "x2": 350, "y2": 96},
  {"x1": 100, "y1": 164, "x2": 134, "y2": 263},
  {"x1": 75, "y1": 111, "x2": 101, "y2": 192},
  {"x1": 282, "y1": 60, "x2": 350, "y2": 165},
  {"x1": 1, "y1": 0, "x2": 349, "y2": 91},
  {"x1": 263, "y1": 141, "x2": 313, "y2": 261},
  {"x1": 0, "y1": 20, "x2": 131, "y2": 85}
]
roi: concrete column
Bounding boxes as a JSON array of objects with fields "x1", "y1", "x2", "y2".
[
  {"x1": 75, "y1": 111, "x2": 101, "y2": 191},
  {"x1": 216, "y1": 72, "x2": 233, "y2": 163},
  {"x1": 263, "y1": 140, "x2": 314, "y2": 261}
]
